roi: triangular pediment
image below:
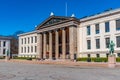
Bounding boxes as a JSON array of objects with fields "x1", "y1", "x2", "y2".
[
  {"x1": 36, "y1": 16, "x2": 72, "y2": 30},
  {"x1": 43, "y1": 17, "x2": 66, "y2": 26}
]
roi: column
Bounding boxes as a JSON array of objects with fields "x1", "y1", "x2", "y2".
[
  {"x1": 69, "y1": 26, "x2": 74, "y2": 60},
  {"x1": 62, "y1": 28, "x2": 66, "y2": 59},
  {"x1": 55, "y1": 29, "x2": 59, "y2": 59},
  {"x1": 37, "y1": 33, "x2": 42, "y2": 59},
  {"x1": 49, "y1": 31, "x2": 52, "y2": 59},
  {"x1": 43, "y1": 32, "x2": 47, "y2": 59}
]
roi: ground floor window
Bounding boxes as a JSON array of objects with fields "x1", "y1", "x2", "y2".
[
  {"x1": 117, "y1": 53, "x2": 120, "y2": 57},
  {"x1": 106, "y1": 53, "x2": 109, "y2": 57},
  {"x1": 3, "y1": 49, "x2": 6, "y2": 55},
  {"x1": 87, "y1": 54, "x2": 91, "y2": 57},
  {"x1": 116, "y1": 36, "x2": 120, "y2": 47},
  {"x1": 96, "y1": 54, "x2": 100, "y2": 58}
]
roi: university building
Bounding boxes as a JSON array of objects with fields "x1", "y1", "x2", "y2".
[{"x1": 18, "y1": 8, "x2": 120, "y2": 59}]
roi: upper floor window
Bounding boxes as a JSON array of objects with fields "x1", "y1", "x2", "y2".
[
  {"x1": 105, "y1": 22, "x2": 110, "y2": 32},
  {"x1": 105, "y1": 37, "x2": 110, "y2": 48},
  {"x1": 3, "y1": 41, "x2": 6, "y2": 47},
  {"x1": 21, "y1": 38, "x2": 23, "y2": 44},
  {"x1": 35, "y1": 36, "x2": 37, "y2": 43},
  {"x1": 95, "y1": 24, "x2": 99, "y2": 34},
  {"x1": 116, "y1": 36, "x2": 120, "y2": 47},
  {"x1": 87, "y1": 26, "x2": 91, "y2": 35},
  {"x1": 28, "y1": 37, "x2": 30, "y2": 44},
  {"x1": 116, "y1": 19, "x2": 120, "y2": 31},
  {"x1": 96, "y1": 39, "x2": 100, "y2": 49},
  {"x1": 24, "y1": 38, "x2": 26, "y2": 44},
  {"x1": 87, "y1": 40, "x2": 91, "y2": 49},
  {"x1": 31, "y1": 37, "x2": 33, "y2": 43}
]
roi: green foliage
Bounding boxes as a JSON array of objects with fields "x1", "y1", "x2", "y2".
[
  {"x1": 13, "y1": 57, "x2": 36, "y2": 60},
  {"x1": 76, "y1": 57, "x2": 108, "y2": 62},
  {"x1": 0, "y1": 56, "x2": 5, "y2": 59},
  {"x1": 94, "y1": 58, "x2": 102, "y2": 62},
  {"x1": 76, "y1": 57, "x2": 88, "y2": 61},
  {"x1": 116, "y1": 57, "x2": 120, "y2": 62}
]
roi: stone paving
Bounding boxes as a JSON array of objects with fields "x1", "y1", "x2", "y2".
[{"x1": 0, "y1": 61, "x2": 120, "y2": 80}]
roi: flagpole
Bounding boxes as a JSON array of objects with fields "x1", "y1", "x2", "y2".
[{"x1": 65, "y1": 2, "x2": 67, "y2": 16}]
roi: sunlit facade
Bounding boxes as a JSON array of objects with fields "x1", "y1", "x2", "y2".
[{"x1": 18, "y1": 8, "x2": 120, "y2": 59}]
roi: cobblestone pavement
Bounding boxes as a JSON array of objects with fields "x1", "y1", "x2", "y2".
[{"x1": 0, "y1": 61, "x2": 120, "y2": 80}]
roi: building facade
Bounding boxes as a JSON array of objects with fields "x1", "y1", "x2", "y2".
[
  {"x1": 18, "y1": 8, "x2": 120, "y2": 59},
  {"x1": 0, "y1": 36, "x2": 11, "y2": 57},
  {"x1": 18, "y1": 31, "x2": 37, "y2": 57},
  {"x1": 78, "y1": 8, "x2": 120, "y2": 58}
]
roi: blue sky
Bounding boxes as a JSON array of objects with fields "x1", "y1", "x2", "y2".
[{"x1": 0, "y1": 0, "x2": 120, "y2": 35}]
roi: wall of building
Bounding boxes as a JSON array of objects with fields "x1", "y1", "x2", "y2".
[
  {"x1": 18, "y1": 32, "x2": 37, "y2": 57},
  {"x1": 78, "y1": 11, "x2": 120, "y2": 58},
  {"x1": 0, "y1": 39, "x2": 10, "y2": 56}
]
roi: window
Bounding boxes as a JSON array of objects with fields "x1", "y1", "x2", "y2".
[
  {"x1": 105, "y1": 22, "x2": 110, "y2": 32},
  {"x1": 31, "y1": 46, "x2": 33, "y2": 52},
  {"x1": 3, "y1": 41, "x2": 6, "y2": 47},
  {"x1": 106, "y1": 53, "x2": 109, "y2": 57},
  {"x1": 35, "y1": 46, "x2": 37, "y2": 52},
  {"x1": 35, "y1": 36, "x2": 37, "y2": 43},
  {"x1": 116, "y1": 36, "x2": 120, "y2": 47},
  {"x1": 105, "y1": 37, "x2": 110, "y2": 48},
  {"x1": 28, "y1": 37, "x2": 30, "y2": 44},
  {"x1": 3, "y1": 49, "x2": 6, "y2": 55},
  {"x1": 21, "y1": 47, "x2": 23, "y2": 53},
  {"x1": 28, "y1": 46, "x2": 29, "y2": 53},
  {"x1": 96, "y1": 54, "x2": 100, "y2": 58},
  {"x1": 87, "y1": 40, "x2": 91, "y2": 49},
  {"x1": 24, "y1": 38, "x2": 26, "y2": 44},
  {"x1": 21, "y1": 38, "x2": 23, "y2": 44},
  {"x1": 87, "y1": 54, "x2": 91, "y2": 58},
  {"x1": 95, "y1": 24, "x2": 99, "y2": 34},
  {"x1": 117, "y1": 53, "x2": 120, "y2": 57},
  {"x1": 96, "y1": 39, "x2": 100, "y2": 49},
  {"x1": 24, "y1": 47, "x2": 26, "y2": 53},
  {"x1": 87, "y1": 26, "x2": 91, "y2": 35},
  {"x1": 116, "y1": 19, "x2": 120, "y2": 30},
  {"x1": 31, "y1": 37, "x2": 33, "y2": 43}
]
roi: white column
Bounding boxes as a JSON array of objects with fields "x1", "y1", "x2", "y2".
[
  {"x1": 69, "y1": 26, "x2": 74, "y2": 60},
  {"x1": 49, "y1": 31, "x2": 52, "y2": 59},
  {"x1": 37, "y1": 33, "x2": 42, "y2": 59},
  {"x1": 43, "y1": 32, "x2": 47, "y2": 59},
  {"x1": 62, "y1": 28, "x2": 66, "y2": 59},
  {"x1": 55, "y1": 29, "x2": 59, "y2": 59}
]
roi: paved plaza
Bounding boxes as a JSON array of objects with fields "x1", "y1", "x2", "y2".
[{"x1": 0, "y1": 61, "x2": 119, "y2": 80}]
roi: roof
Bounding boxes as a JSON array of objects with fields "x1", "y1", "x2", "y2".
[
  {"x1": 0, "y1": 36, "x2": 12, "y2": 40},
  {"x1": 80, "y1": 8, "x2": 120, "y2": 22},
  {"x1": 18, "y1": 31, "x2": 37, "y2": 36}
]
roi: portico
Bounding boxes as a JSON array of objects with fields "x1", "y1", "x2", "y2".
[{"x1": 36, "y1": 16, "x2": 79, "y2": 60}]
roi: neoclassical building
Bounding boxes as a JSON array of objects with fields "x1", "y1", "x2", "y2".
[{"x1": 18, "y1": 8, "x2": 120, "y2": 59}]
